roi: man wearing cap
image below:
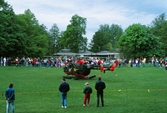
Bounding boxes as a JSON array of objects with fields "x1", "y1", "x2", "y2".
[
  {"x1": 95, "y1": 76, "x2": 106, "y2": 107},
  {"x1": 83, "y1": 82, "x2": 92, "y2": 106}
]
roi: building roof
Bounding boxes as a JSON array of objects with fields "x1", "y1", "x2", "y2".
[
  {"x1": 79, "y1": 50, "x2": 95, "y2": 55},
  {"x1": 53, "y1": 50, "x2": 120, "y2": 56},
  {"x1": 53, "y1": 51, "x2": 76, "y2": 56}
]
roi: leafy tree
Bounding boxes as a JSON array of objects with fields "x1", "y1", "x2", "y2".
[
  {"x1": 48, "y1": 23, "x2": 61, "y2": 55},
  {"x1": 160, "y1": 21, "x2": 167, "y2": 56},
  {"x1": 90, "y1": 30, "x2": 110, "y2": 52},
  {"x1": 109, "y1": 24, "x2": 123, "y2": 49},
  {"x1": 89, "y1": 24, "x2": 123, "y2": 52},
  {"x1": 16, "y1": 9, "x2": 48, "y2": 57},
  {"x1": 150, "y1": 13, "x2": 167, "y2": 56},
  {"x1": 59, "y1": 14, "x2": 87, "y2": 53},
  {"x1": 102, "y1": 42, "x2": 113, "y2": 52},
  {"x1": 118, "y1": 23, "x2": 164, "y2": 59},
  {"x1": 0, "y1": 0, "x2": 26, "y2": 57}
]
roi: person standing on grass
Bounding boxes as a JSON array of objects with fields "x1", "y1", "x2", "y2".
[
  {"x1": 5, "y1": 83, "x2": 15, "y2": 113},
  {"x1": 3, "y1": 57, "x2": 6, "y2": 66},
  {"x1": 59, "y1": 78, "x2": 70, "y2": 108},
  {"x1": 83, "y1": 82, "x2": 92, "y2": 106},
  {"x1": 15, "y1": 57, "x2": 19, "y2": 67},
  {"x1": 95, "y1": 76, "x2": 106, "y2": 107}
]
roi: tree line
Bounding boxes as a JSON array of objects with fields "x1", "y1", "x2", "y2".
[{"x1": 0, "y1": 0, "x2": 167, "y2": 59}]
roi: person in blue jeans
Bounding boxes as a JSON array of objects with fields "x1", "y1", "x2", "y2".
[
  {"x1": 5, "y1": 83, "x2": 15, "y2": 113},
  {"x1": 59, "y1": 78, "x2": 70, "y2": 108}
]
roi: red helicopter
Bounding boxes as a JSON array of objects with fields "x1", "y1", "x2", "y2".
[{"x1": 63, "y1": 58, "x2": 118, "y2": 79}]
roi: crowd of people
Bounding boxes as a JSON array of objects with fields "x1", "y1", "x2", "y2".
[
  {"x1": 1, "y1": 56, "x2": 167, "y2": 69},
  {"x1": 0, "y1": 57, "x2": 64, "y2": 68},
  {"x1": 0, "y1": 56, "x2": 114, "y2": 68},
  {"x1": 116, "y1": 57, "x2": 167, "y2": 69},
  {"x1": 129, "y1": 57, "x2": 167, "y2": 68}
]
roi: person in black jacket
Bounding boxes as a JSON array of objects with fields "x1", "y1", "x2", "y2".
[
  {"x1": 83, "y1": 82, "x2": 92, "y2": 106},
  {"x1": 5, "y1": 83, "x2": 15, "y2": 113},
  {"x1": 95, "y1": 76, "x2": 106, "y2": 107},
  {"x1": 59, "y1": 78, "x2": 70, "y2": 108}
]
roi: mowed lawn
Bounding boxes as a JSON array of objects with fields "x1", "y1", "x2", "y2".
[{"x1": 0, "y1": 66, "x2": 167, "y2": 113}]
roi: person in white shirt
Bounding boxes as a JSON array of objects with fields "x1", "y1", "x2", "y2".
[{"x1": 3, "y1": 57, "x2": 6, "y2": 66}]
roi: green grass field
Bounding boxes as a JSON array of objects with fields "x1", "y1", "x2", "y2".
[{"x1": 0, "y1": 66, "x2": 167, "y2": 113}]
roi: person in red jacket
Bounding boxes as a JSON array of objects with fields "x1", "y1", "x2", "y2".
[{"x1": 76, "y1": 57, "x2": 85, "y2": 65}]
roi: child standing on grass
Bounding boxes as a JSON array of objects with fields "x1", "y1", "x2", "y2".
[{"x1": 83, "y1": 82, "x2": 92, "y2": 106}]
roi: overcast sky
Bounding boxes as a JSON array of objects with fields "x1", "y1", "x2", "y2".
[{"x1": 5, "y1": 0, "x2": 167, "y2": 42}]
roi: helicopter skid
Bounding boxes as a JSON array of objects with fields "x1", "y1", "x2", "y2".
[
  {"x1": 63, "y1": 75, "x2": 96, "y2": 80},
  {"x1": 63, "y1": 75, "x2": 75, "y2": 79},
  {"x1": 88, "y1": 75, "x2": 96, "y2": 79}
]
